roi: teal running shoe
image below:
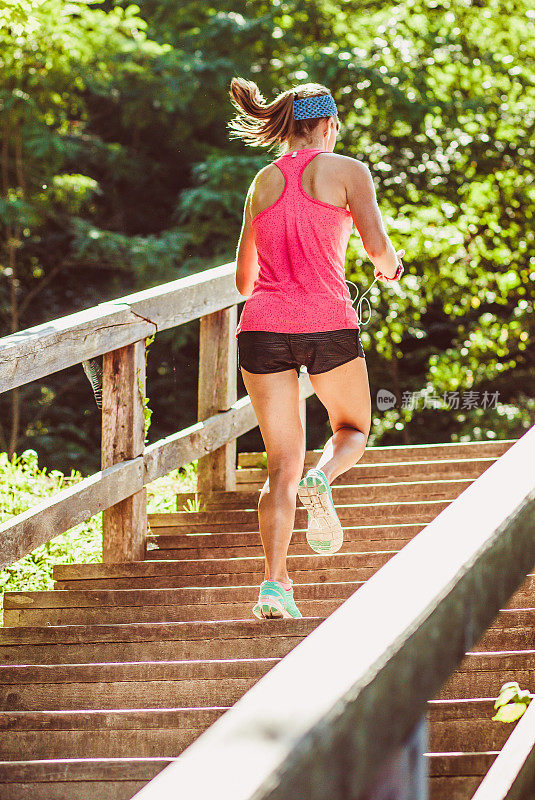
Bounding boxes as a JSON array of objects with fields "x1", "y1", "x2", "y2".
[
  {"x1": 252, "y1": 580, "x2": 302, "y2": 619},
  {"x1": 297, "y1": 467, "x2": 344, "y2": 554}
]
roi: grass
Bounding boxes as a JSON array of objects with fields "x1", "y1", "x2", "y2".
[{"x1": 0, "y1": 449, "x2": 197, "y2": 625}]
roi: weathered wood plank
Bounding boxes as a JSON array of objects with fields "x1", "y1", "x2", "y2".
[
  {"x1": 53, "y1": 566, "x2": 376, "y2": 590},
  {"x1": 121, "y1": 262, "x2": 242, "y2": 338},
  {"x1": 235, "y1": 450, "x2": 512, "y2": 491},
  {"x1": 0, "y1": 262, "x2": 241, "y2": 393},
  {"x1": 0, "y1": 780, "x2": 150, "y2": 800},
  {"x1": 53, "y1": 551, "x2": 392, "y2": 580},
  {"x1": 101, "y1": 342, "x2": 146, "y2": 562},
  {"x1": 0, "y1": 707, "x2": 224, "y2": 731},
  {"x1": 0, "y1": 617, "x2": 318, "y2": 646},
  {"x1": 3, "y1": 581, "x2": 364, "y2": 609},
  {"x1": 197, "y1": 307, "x2": 237, "y2": 494},
  {"x1": 0, "y1": 458, "x2": 142, "y2": 570},
  {"x1": 144, "y1": 500, "x2": 448, "y2": 532},
  {"x1": 176, "y1": 479, "x2": 471, "y2": 509},
  {"x1": 237, "y1": 440, "x2": 515, "y2": 467},
  {"x1": 0, "y1": 632, "x2": 305, "y2": 666},
  {"x1": 0, "y1": 758, "x2": 170, "y2": 782},
  {"x1": 130, "y1": 425, "x2": 535, "y2": 800}
]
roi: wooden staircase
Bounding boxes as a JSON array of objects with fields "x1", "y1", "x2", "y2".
[{"x1": 1, "y1": 438, "x2": 531, "y2": 800}]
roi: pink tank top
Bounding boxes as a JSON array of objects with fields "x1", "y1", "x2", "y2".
[{"x1": 235, "y1": 148, "x2": 359, "y2": 336}]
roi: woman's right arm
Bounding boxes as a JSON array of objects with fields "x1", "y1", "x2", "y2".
[{"x1": 345, "y1": 159, "x2": 402, "y2": 280}]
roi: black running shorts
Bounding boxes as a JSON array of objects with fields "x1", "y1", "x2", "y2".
[{"x1": 237, "y1": 328, "x2": 365, "y2": 375}]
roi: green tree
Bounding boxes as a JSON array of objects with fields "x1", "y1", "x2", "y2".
[{"x1": 1, "y1": 0, "x2": 533, "y2": 471}]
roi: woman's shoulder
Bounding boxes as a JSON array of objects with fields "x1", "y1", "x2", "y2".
[{"x1": 318, "y1": 151, "x2": 368, "y2": 170}]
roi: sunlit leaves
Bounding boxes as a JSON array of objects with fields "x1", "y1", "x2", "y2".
[{"x1": 492, "y1": 681, "x2": 533, "y2": 723}]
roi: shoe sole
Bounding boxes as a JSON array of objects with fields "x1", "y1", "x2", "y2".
[
  {"x1": 252, "y1": 596, "x2": 301, "y2": 620},
  {"x1": 252, "y1": 598, "x2": 290, "y2": 619},
  {"x1": 297, "y1": 473, "x2": 343, "y2": 555}
]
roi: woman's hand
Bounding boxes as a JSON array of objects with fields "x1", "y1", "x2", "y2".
[{"x1": 374, "y1": 249, "x2": 405, "y2": 283}]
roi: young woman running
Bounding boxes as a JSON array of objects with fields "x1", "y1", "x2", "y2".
[{"x1": 228, "y1": 78, "x2": 404, "y2": 620}]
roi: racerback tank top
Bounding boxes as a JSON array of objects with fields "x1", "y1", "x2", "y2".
[{"x1": 235, "y1": 147, "x2": 359, "y2": 336}]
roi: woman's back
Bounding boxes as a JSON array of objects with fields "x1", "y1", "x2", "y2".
[
  {"x1": 251, "y1": 149, "x2": 350, "y2": 217},
  {"x1": 236, "y1": 148, "x2": 359, "y2": 335}
]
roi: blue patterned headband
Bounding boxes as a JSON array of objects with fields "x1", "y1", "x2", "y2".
[{"x1": 293, "y1": 92, "x2": 338, "y2": 120}]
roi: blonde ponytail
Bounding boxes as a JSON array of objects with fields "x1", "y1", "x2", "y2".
[{"x1": 227, "y1": 77, "x2": 334, "y2": 155}]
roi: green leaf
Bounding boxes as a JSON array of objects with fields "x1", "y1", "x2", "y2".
[
  {"x1": 493, "y1": 703, "x2": 529, "y2": 724},
  {"x1": 494, "y1": 685, "x2": 521, "y2": 709},
  {"x1": 500, "y1": 681, "x2": 521, "y2": 692}
]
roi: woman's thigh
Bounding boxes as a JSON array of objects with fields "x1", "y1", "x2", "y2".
[
  {"x1": 240, "y1": 367, "x2": 305, "y2": 474},
  {"x1": 309, "y1": 356, "x2": 371, "y2": 436}
]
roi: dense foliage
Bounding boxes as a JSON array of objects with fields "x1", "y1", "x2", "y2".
[
  {"x1": 0, "y1": 448, "x2": 196, "y2": 623},
  {"x1": 0, "y1": 0, "x2": 533, "y2": 474}
]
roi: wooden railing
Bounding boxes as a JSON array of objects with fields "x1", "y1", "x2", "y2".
[
  {"x1": 131, "y1": 424, "x2": 535, "y2": 800},
  {"x1": 0, "y1": 262, "x2": 314, "y2": 568}
]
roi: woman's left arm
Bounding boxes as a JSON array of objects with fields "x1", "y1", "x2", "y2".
[{"x1": 235, "y1": 186, "x2": 260, "y2": 296}]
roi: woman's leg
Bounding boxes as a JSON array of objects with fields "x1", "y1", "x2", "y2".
[
  {"x1": 308, "y1": 356, "x2": 371, "y2": 484},
  {"x1": 240, "y1": 367, "x2": 305, "y2": 584}
]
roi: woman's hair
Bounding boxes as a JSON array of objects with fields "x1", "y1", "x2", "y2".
[{"x1": 227, "y1": 78, "x2": 336, "y2": 155}]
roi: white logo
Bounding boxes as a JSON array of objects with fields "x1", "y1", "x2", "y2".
[{"x1": 377, "y1": 389, "x2": 396, "y2": 410}]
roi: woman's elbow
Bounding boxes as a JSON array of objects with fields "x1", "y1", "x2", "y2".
[
  {"x1": 235, "y1": 264, "x2": 256, "y2": 296},
  {"x1": 236, "y1": 276, "x2": 253, "y2": 297},
  {"x1": 235, "y1": 268, "x2": 245, "y2": 295}
]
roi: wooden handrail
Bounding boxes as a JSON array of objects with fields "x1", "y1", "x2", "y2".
[
  {"x1": 0, "y1": 261, "x2": 314, "y2": 567},
  {"x1": 130, "y1": 425, "x2": 535, "y2": 800},
  {"x1": 0, "y1": 262, "x2": 241, "y2": 394},
  {"x1": 0, "y1": 459, "x2": 143, "y2": 567},
  {"x1": 0, "y1": 376, "x2": 314, "y2": 569}
]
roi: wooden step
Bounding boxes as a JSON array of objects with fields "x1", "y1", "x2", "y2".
[
  {"x1": 0, "y1": 757, "x2": 170, "y2": 800},
  {"x1": 53, "y1": 563, "x2": 384, "y2": 590},
  {"x1": 4, "y1": 581, "x2": 364, "y2": 627},
  {"x1": 145, "y1": 521, "x2": 424, "y2": 544},
  {"x1": 147, "y1": 537, "x2": 407, "y2": 561},
  {"x1": 2, "y1": 601, "x2": 531, "y2": 663},
  {"x1": 438, "y1": 647, "x2": 535, "y2": 699},
  {"x1": 0, "y1": 707, "x2": 227, "y2": 760},
  {"x1": 0, "y1": 617, "x2": 319, "y2": 646},
  {"x1": 147, "y1": 499, "x2": 450, "y2": 533},
  {"x1": 472, "y1": 619, "x2": 535, "y2": 653},
  {"x1": 428, "y1": 698, "x2": 513, "y2": 752},
  {"x1": 237, "y1": 440, "x2": 513, "y2": 467},
  {"x1": 177, "y1": 478, "x2": 472, "y2": 510},
  {"x1": 4, "y1": 580, "x2": 362, "y2": 613},
  {"x1": 0, "y1": 657, "x2": 278, "y2": 712},
  {"x1": 231, "y1": 456, "x2": 498, "y2": 488},
  {"x1": 427, "y1": 751, "x2": 497, "y2": 800},
  {"x1": 54, "y1": 551, "x2": 393, "y2": 580},
  {"x1": 3, "y1": 598, "x2": 344, "y2": 626},
  {"x1": 144, "y1": 522, "x2": 424, "y2": 557},
  {"x1": 0, "y1": 618, "x2": 318, "y2": 665},
  {"x1": 5, "y1": 578, "x2": 533, "y2": 629}
]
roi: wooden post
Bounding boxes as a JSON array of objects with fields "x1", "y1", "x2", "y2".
[
  {"x1": 197, "y1": 306, "x2": 237, "y2": 495},
  {"x1": 101, "y1": 340, "x2": 147, "y2": 562}
]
